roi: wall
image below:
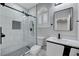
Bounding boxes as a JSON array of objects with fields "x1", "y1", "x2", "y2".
[
  {"x1": 0, "y1": 3, "x2": 29, "y2": 55},
  {"x1": 50, "y1": 3, "x2": 78, "y2": 40}
]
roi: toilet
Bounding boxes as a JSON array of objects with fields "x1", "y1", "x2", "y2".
[
  {"x1": 30, "y1": 45, "x2": 41, "y2": 55},
  {"x1": 30, "y1": 36, "x2": 46, "y2": 56}
]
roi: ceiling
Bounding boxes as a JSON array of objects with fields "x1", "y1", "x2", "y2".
[{"x1": 16, "y1": 3, "x2": 37, "y2": 10}]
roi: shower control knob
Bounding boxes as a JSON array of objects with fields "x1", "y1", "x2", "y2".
[{"x1": 30, "y1": 28, "x2": 32, "y2": 31}]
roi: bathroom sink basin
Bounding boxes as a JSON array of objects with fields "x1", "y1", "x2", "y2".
[{"x1": 47, "y1": 37, "x2": 79, "y2": 49}]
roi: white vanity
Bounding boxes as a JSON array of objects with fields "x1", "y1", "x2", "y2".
[{"x1": 46, "y1": 37, "x2": 79, "y2": 56}]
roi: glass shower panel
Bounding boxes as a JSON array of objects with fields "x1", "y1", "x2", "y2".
[
  {"x1": 28, "y1": 16, "x2": 37, "y2": 45},
  {"x1": 27, "y1": 5, "x2": 37, "y2": 45},
  {"x1": 22, "y1": 16, "x2": 37, "y2": 49},
  {"x1": 0, "y1": 3, "x2": 37, "y2": 56}
]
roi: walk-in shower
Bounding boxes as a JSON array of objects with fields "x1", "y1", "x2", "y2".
[{"x1": 0, "y1": 3, "x2": 37, "y2": 56}]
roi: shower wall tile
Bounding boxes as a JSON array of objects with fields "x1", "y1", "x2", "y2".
[{"x1": 0, "y1": 4, "x2": 29, "y2": 55}]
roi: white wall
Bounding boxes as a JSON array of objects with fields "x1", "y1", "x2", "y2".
[{"x1": 0, "y1": 3, "x2": 29, "y2": 55}]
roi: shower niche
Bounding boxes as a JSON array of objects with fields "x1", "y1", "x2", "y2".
[{"x1": 53, "y1": 7, "x2": 73, "y2": 31}]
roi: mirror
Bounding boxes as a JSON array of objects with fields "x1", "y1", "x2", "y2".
[
  {"x1": 53, "y1": 7, "x2": 73, "y2": 31},
  {"x1": 37, "y1": 3, "x2": 52, "y2": 28}
]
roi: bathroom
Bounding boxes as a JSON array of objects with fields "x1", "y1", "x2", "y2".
[{"x1": 0, "y1": 2, "x2": 79, "y2": 56}]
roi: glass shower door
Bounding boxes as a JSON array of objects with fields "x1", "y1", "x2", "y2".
[
  {"x1": 28, "y1": 16, "x2": 37, "y2": 45},
  {"x1": 0, "y1": 3, "x2": 37, "y2": 56}
]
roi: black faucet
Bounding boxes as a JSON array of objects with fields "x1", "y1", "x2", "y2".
[{"x1": 58, "y1": 33, "x2": 61, "y2": 39}]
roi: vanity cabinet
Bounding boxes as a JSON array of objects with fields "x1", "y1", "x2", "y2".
[
  {"x1": 69, "y1": 48, "x2": 78, "y2": 56},
  {"x1": 47, "y1": 41, "x2": 78, "y2": 56},
  {"x1": 47, "y1": 42, "x2": 64, "y2": 56},
  {"x1": 46, "y1": 37, "x2": 79, "y2": 56}
]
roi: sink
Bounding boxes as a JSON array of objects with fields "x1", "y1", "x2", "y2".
[{"x1": 47, "y1": 37, "x2": 79, "y2": 49}]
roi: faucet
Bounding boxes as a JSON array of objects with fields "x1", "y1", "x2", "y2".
[{"x1": 58, "y1": 33, "x2": 61, "y2": 39}]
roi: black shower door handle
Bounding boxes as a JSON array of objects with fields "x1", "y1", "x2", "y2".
[
  {"x1": 1, "y1": 33, "x2": 5, "y2": 37},
  {"x1": 0, "y1": 33, "x2": 5, "y2": 44},
  {"x1": 0, "y1": 27, "x2": 5, "y2": 44}
]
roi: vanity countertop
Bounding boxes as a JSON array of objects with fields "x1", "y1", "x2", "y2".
[{"x1": 47, "y1": 37, "x2": 79, "y2": 49}]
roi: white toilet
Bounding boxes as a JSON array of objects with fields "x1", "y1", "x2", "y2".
[{"x1": 30, "y1": 36, "x2": 46, "y2": 56}]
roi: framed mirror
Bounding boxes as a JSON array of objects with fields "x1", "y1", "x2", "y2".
[{"x1": 53, "y1": 7, "x2": 73, "y2": 31}]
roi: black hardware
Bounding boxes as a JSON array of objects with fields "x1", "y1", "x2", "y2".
[
  {"x1": 30, "y1": 28, "x2": 32, "y2": 31},
  {"x1": 0, "y1": 3, "x2": 36, "y2": 18},
  {"x1": 1, "y1": 33, "x2": 5, "y2": 37},
  {"x1": 76, "y1": 21, "x2": 79, "y2": 22},
  {"x1": 51, "y1": 24, "x2": 53, "y2": 26},
  {"x1": 0, "y1": 27, "x2": 2, "y2": 44},
  {"x1": 55, "y1": 3, "x2": 62, "y2": 6},
  {"x1": 77, "y1": 53, "x2": 79, "y2": 56},
  {"x1": 0, "y1": 33, "x2": 5, "y2": 44},
  {"x1": 0, "y1": 3, "x2": 5, "y2": 6},
  {"x1": 58, "y1": 33, "x2": 61, "y2": 39},
  {"x1": 0, "y1": 27, "x2": 5, "y2": 44},
  {"x1": 63, "y1": 46, "x2": 71, "y2": 56}
]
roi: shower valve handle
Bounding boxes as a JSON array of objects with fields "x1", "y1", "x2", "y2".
[{"x1": 30, "y1": 28, "x2": 32, "y2": 31}]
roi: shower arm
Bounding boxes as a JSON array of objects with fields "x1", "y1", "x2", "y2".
[{"x1": 0, "y1": 3, "x2": 36, "y2": 18}]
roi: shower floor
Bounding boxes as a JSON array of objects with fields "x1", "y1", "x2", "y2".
[
  {"x1": 24, "y1": 49, "x2": 46, "y2": 56},
  {"x1": 24, "y1": 45, "x2": 46, "y2": 56},
  {"x1": 3, "y1": 45, "x2": 46, "y2": 56}
]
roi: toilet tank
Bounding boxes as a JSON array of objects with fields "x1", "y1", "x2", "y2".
[{"x1": 37, "y1": 36, "x2": 46, "y2": 46}]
